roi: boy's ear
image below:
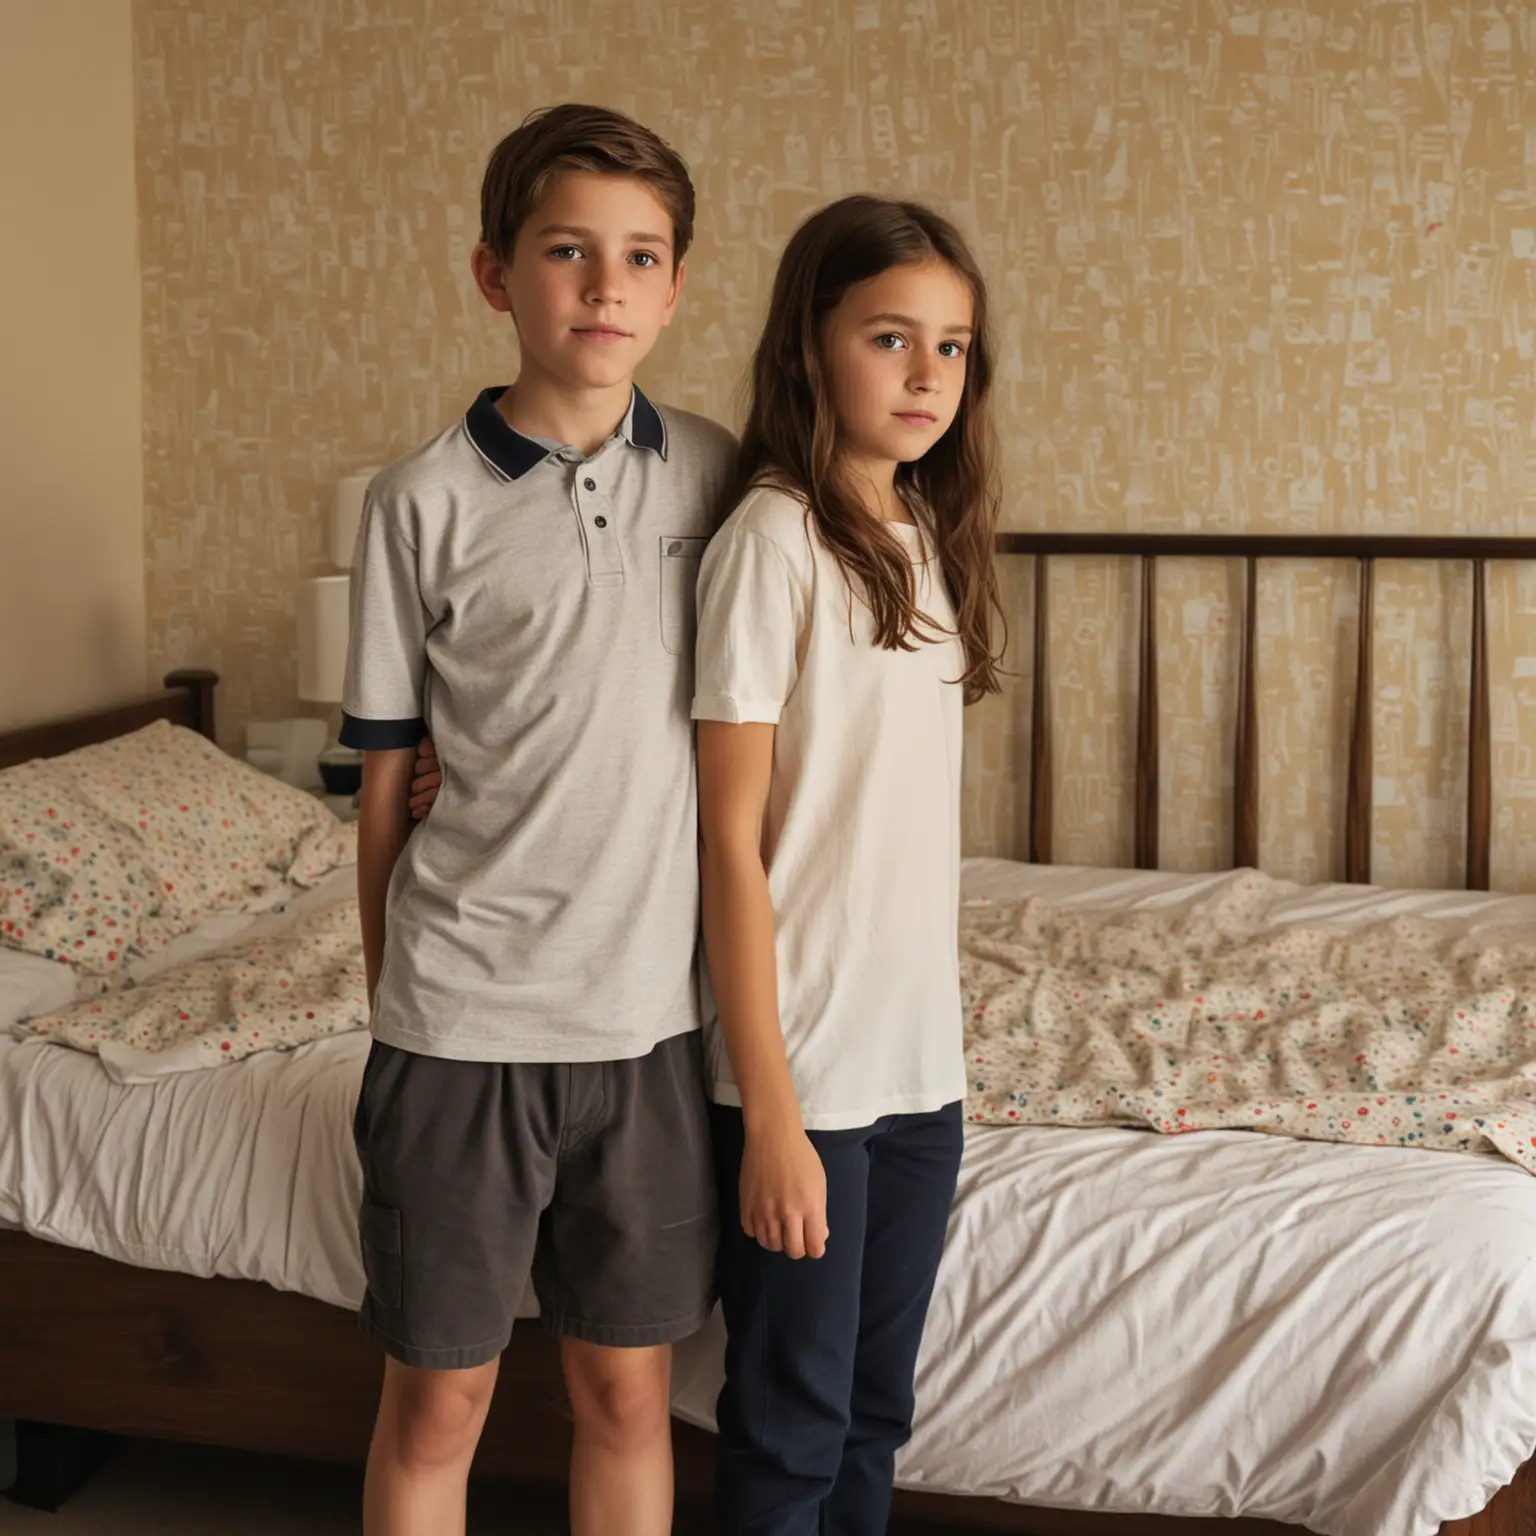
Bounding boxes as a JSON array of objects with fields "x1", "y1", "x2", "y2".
[
  {"x1": 471, "y1": 241, "x2": 514, "y2": 314},
  {"x1": 662, "y1": 257, "x2": 687, "y2": 327}
]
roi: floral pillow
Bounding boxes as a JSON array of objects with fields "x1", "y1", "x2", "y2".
[
  {"x1": 57, "y1": 722, "x2": 354, "y2": 934},
  {"x1": 0, "y1": 762, "x2": 162, "y2": 972},
  {"x1": 0, "y1": 722, "x2": 356, "y2": 973}
]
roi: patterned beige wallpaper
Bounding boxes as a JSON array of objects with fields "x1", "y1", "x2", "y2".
[{"x1": 136, "y1": 0, "x2": 1536, "y2": 891}]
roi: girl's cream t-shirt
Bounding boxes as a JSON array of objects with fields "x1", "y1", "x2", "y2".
[{"x1": 692, "y1": 484, "x2": 967, "y2": 1131}]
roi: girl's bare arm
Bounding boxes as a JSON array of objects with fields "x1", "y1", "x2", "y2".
[{"x1": 698, "y1": 720, "x2": 828, "y2": 1261}]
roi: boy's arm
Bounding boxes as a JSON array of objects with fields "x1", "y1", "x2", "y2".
[
  {"x1": 356, "y1": 748, "x2": 416, "y2": 1007},
  {"x1": 697, "y1": 719, "x2": 827, "y2": 1262}
]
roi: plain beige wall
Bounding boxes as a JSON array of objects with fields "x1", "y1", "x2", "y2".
[{"x1": 0, "y1": 0, "x2": 144, "y2": 730}]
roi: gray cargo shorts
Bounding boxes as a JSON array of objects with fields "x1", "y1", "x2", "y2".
[{"x1": 351, "y1": 1027, "x2": 718, "y2": 1370}]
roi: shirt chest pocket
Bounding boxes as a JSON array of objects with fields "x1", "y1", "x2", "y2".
[{"x1": 659, "y1": 537, "x2": 708, "y2": 656}]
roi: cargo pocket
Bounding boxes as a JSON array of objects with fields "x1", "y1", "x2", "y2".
[
  {"x1": 360, "y1": 1196, "x2": 403, "y2": 1311},
  {"x1": 659, "y1": 536, "x2": 707, "y2": 656}
]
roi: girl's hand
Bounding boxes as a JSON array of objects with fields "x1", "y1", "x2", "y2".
[
  {"x1": 740, "y1": 1118, "x2": 829, "y2": 1260},
  {"x1": 408, "y1": 736, "x2": 442, "y2": 821}
]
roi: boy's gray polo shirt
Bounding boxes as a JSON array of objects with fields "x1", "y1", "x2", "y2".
[{"x1": 340, "y1": 385, "x2": 737, "y2": 1063}]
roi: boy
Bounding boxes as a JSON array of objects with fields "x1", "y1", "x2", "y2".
[{"x1": 341, "y1": 104, "x2": 736, "y2": 1536}]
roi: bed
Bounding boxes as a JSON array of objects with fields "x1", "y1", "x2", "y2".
[{"x1": 0, "y1": 529, "x2": 1534, "y2": 1536}]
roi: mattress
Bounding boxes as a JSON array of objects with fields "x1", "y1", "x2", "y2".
[
  {"x1": 0, "y1": 867, "x2": 371, "y2": 1309},
  {"x1": 3, "y1": 859, "x2": 1535, "y2": 1535},
  {"x1": 685, "y1": 863, "x2": 1536, "y2": 1535}
]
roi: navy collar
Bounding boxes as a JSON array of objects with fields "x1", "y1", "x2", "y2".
[{"x1": 464, "y1": 385, "x2": 667, "y2": 481}]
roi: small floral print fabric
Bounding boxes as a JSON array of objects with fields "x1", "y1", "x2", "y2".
[
  {"x1": 24, "y1": 899, "x2": 366, "y2": 1070},
  {"x1": 0, "y1": 762, "x2": 158, "y2": 973},
  {"x1": 0, "y1": 722, "x2": 355, "y2": 974},
  {"x1": 961, "y1": 871, "x2": 1536, "y2": 1175},
  {"x1": 60, "y1": 720, "x2": 355, "y2": 928}
]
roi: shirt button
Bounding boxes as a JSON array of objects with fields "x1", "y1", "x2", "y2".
[
  {"x1": 583, "y1": 477, "x2": 597, "y2": 491},
  {"x1": 594, "y1": 515, "x2": 608, "y2": 528}
]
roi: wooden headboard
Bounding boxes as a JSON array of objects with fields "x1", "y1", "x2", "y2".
[
  {"x1": 0, "y1": 669, "x2": 219, "y2": 772},
  {"x1": 995, "y1": 534, "x2": 1536, "y2": 891}
]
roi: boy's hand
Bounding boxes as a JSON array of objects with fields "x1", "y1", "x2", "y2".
[
  {"x1": 740, "y1": 1117, "x2": 829, "y2": 1260},
  {"x1": 408, "y1": 736, "x2": 442, "y2": 821}
]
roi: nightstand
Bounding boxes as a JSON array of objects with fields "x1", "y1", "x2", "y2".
[{"x1": 310, "y1": 789, "x2": 360, "y2": 823}]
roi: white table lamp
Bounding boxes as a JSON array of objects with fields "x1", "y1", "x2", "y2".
[
  {"x1": 331, "y1": 471, "x2": 377, "y2": 569},
  {"x1": 297, "y1": 575, "x2": 350, "y2": 704},
  {"x1": 297, "y1": 574, "x2": 362, "y2": 797}
]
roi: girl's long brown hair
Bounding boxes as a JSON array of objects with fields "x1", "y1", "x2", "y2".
[{"x1": 734, "y1": 195, "x2": 1005, "y2": 702}]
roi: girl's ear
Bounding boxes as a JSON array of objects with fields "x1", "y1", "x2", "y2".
[
  {"x1": 792, "y1": 315, "x2": 821, "y2": 380},
  {"x1": 796, "y1": 325, "x2": 821, "y2": 384}
]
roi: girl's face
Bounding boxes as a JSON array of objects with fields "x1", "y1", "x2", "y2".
[{"x1": 821, "y1": 259, "x2": 974, "y2": 474}]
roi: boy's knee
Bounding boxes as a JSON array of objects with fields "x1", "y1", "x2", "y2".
[
  {"x1": 564, "y1": 1345, "x2": 671, "y2": 1457},
  {"x1": 387, "y1": 1363, "x2": 496, "y2": 1472}
]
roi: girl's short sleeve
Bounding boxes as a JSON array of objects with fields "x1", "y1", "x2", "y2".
[{"x1": 691, "y1": 527, "x2": 806, "y2": 725}]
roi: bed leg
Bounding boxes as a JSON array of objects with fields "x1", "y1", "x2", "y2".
[{"x1": 2, "y1": 1421, "x2": 118, "y2": 1512}]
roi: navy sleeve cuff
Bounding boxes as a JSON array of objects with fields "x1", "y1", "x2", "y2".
[{"x1": 339, "y1": 712, "x2": 425, "y2": 750}]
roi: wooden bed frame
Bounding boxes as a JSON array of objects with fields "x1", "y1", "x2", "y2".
[
  {"x1": 0, "y1": 541, "x2": 1533, "y2": 1536},
  {"x1": 1001, "y1": 531, "x2": 1536, "y2": 889}
]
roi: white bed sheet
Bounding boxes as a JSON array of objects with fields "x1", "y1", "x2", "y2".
[
  {"x1": 675, "y1": 862, "x2": 1536, "y2": 1536},
  {"x1": 0, "y1": 868, "x2": 371, "y2": 1307},
  {"x1": 3, "y1": 859, "x2": 1534, "y2": 1535}
]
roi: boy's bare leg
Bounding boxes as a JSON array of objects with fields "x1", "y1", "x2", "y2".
[
  {"x1": 364, "y1": 1356, "x2": 499, "y2": 1536},
  {"x1": 562, "y1": 1338, "x2": 674, "y2": 1536}
]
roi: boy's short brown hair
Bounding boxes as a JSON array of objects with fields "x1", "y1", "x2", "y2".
[{"x1": 480, "y1": 103, "x2": 696, "y2": 266}]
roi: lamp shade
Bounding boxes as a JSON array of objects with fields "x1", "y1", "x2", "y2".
[
  {"x1": 297, "y1": 575, "x2": 351, "y2": 703},
  {"x1": 331, "y1": 471, "x2": 377, "y2": 568}
]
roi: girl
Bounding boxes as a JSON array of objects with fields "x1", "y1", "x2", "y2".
[{"x1": 693, "y1": 195, "x2": 1003, "y2": 1534}]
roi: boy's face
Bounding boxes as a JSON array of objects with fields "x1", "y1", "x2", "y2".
[{"x1": 476, "y1": 171, "x2": 684, "y2": 392}]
